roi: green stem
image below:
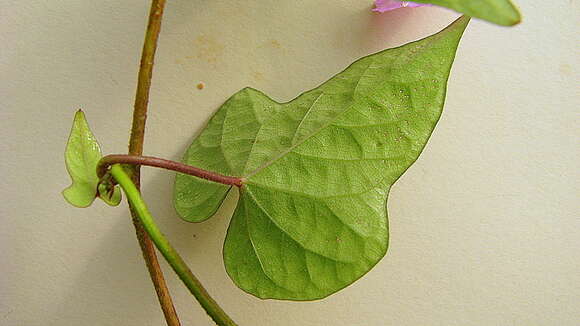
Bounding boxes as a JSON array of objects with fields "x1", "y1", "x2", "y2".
[{"x1": 110, "y1": 164, "x2": 238, "y2": 326}]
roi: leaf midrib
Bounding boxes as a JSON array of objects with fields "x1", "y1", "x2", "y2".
[
  {"x1": 243, "y1": 59, "x2": 375, "y2": 180},
  {"x1": 241, "y1": 29, "x2": 448, "y2": 181}
]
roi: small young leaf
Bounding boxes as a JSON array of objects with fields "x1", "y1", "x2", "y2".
[
  {"x1": 175, "y1": 16, "x2": 469, "y2": 300},
  {"x1": 97, "y1": 176, "x2": 122, "y2": 207},
  {"x1": 62, "y1": 110, "x2": 102, "y2": 208},
  {"x1": 413, "y1": 0, "x2": 521, "y2": 26}
]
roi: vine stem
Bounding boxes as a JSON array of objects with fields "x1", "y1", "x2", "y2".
[
  {"x1": 98, "y1": 154, "x2": 243, "y2": 187},
  {"x1": 110, "y1": 164, "x2": 238, "y2": 326},
  {"x1": 125, "y1": 1, "x2": 181, "y2": 325}
]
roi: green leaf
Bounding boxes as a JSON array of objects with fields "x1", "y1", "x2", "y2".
[
  {"x1": 175, "y1": 16, "x2": 470, "y2": 300},
  {"x1": 416, "y1": 0, "x2": 521, "y2": 26},
  {"x1": 97, "y1": 176, "x2": 122, "y2": 206},
  {"x1": 62, "y1": 110, "x2": 102, "y2": 208}
]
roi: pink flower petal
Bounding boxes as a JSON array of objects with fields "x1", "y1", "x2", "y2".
[{"x1": 373, "y1": 0, "x2": 430, "y2": 13}]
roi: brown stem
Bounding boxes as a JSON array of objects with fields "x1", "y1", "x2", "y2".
[
  {"x1": 98, "y1": 154, "x2": 243, "y2": 187},
  {"x1": 129, "y1": 0, "x2": 165, "y2": 161},
  {"x1": 125, "y1": 1, "x2": 181, "y2": 326}
]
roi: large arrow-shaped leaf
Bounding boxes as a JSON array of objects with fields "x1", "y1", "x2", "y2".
[
  {"x1": 174, "y1": 16, "x2": 470, "y2": 300},
  {"x1": 416, "y1": 0, "x2": 521, "y2": 26}
]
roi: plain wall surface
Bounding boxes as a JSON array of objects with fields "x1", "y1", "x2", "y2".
[{"x1": 1, "y1": 0, "x2": 578, "y2": 325}]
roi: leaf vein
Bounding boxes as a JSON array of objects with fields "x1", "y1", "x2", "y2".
[{"x1": 245, "y1": 187, "x2": 352, "y2": 264}]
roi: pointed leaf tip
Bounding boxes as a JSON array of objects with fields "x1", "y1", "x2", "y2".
[{"x1": 412, "y1": 0, "x2": 520, "y2": 26}]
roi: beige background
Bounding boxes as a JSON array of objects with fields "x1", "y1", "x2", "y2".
[{"x1": 1, "y1": 0, "x2": 578, "y2": 325}]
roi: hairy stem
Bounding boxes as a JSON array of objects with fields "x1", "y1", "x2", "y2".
[
  {"x1": 126, "y1": 1, "x2": 180, "y2": 325},
  {"x1": 111, "y1": 164, "x2": 238, "y2": 326},
  {"x1": 98, "y1": 154, "x2": 243, "y2": 187}
]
